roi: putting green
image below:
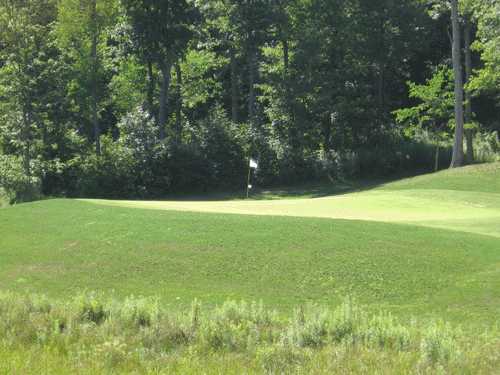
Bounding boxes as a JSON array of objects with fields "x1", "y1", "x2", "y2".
[{"x1": 84, "y1": 185, "x2": 500, "y2": 238}]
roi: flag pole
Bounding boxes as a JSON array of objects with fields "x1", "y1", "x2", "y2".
[{"x1": 246, "y1": 159, "x2": 251, "y2": 199}]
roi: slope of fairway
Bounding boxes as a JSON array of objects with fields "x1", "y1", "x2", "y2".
[
  {"x1": 379, "y1": 162, "x2": 500, "y2": 193},
  {"x1": 85, "y1": 163, "x2": 500, "y2": 237},
  {"x1": 1, "y1": 199, "x2": 500, "y2": 326}
]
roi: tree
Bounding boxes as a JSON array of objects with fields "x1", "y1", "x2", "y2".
[
  {"x1": 227, "y1": 0, "x2": 275, "y2": 125},
  {"x1": 122, "y1": 0, "x2": 200, "y2": 140},
  {"x1": 0, "y1": 0, "x2": 58, "y2": 177},
  {"x1": 56, "y1": 0, "x2": 118, "y2": 155},
  {"x1": 468, "y1": 0, "x2": 500, "y2": 97},
  {"x1": 450, "y1": 0, "x2": 465, "y2": 167},
  {"x1": 394, "y1": 66, "x2": 455, "y2": 170},
  {"x1": 464, "y1": 15, "x2": 474, "y2": 163}
]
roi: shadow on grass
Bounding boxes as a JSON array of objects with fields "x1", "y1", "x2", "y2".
[{"x1": 150, "y1": 173, "x2": 422, "y2": 202}]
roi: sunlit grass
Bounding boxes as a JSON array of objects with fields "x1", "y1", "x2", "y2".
[{"x1": 0, "y1": 292, "x2": 498, "y2": 374}]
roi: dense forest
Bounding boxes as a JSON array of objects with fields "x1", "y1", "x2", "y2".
[{"x1": 0, "y1": 0, "x2": 499, "y2": 201}]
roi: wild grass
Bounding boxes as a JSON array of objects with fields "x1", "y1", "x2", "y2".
[
  {"x1": 0, "y1": 292, "x2": 499, "y2": 374},
  {"x1": 0, "y1": 188, "x2": 8, "y2": 208}
]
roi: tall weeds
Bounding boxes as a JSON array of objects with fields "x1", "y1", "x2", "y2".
[{"x1": 0, "y1": 292, "x2": 498, "y2": 374}]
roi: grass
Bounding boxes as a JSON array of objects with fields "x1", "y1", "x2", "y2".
[
  {"x1": 84, "y1": 163, "x2": 500, "y2": 238},
  {"x1": 0, "y1": 292, "x2": 499, "y2": 374},
  {"x1": 0, "y1": 163, "x2": 499, "y2": 325},
  {"x1": 0, "y1": 163, "x2": 499, "y2": 372},
  {"x1": 379, "y1": 162, "x2": 500, "y2": 193},
  {"x1": 0, "y1": 188, "x2": 8, "y2": 208}
]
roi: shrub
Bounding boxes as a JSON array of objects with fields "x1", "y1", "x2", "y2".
[
  {"x1": 257, "y1": 343, "x2": 310, "y2": 374},
  {"x1": 474, "y1": 131, "x2": 500, "y2": 163},
  {"x1": 0, "y1": 292, "x2": 497, "y2": 373},
  {"x1": 362, "y1": 314, "x2": 411, "y2": 351},
  {"x1": 194, "y1": 105, "x2": 248, "y2": 189},
  {"x1": 283, "y1": 306, "x2": 329, "y2": 348},
  {"x1": 328, "y1": 298, "x2": 365, "y2": 344},
  {"x1": 69, "y1": 137, "x2": 138, "y2": 199},
  {"x1": 0, "y1": 154, "x2": 41, "y2": 203},
  {"x1": 420, "y1": 322, "x2": 460, "y2": 365},
  {"x1": 120, "y1": 296, "x2": 160, "y2": 328},
  {"x1": 73, "y1": 292, "x2": 109, "y2": 325}
]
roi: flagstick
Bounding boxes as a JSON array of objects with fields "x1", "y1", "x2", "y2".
[{"x1": 246, "y1": 161, "x2": 252, "y2": 199}]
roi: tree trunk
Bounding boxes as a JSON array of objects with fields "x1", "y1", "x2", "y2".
[
  {"x1": 248, "y1": 51, "x2": 256, "y2": 125},
  {"x1": 90, "y1": 0, "x2": 100, "y2": 156},
  {"x1": 158, "y1": 61, "x2": 172, "y2": 140},
  {"x1": 175, "y1": 62, "x2": 183, "y2": 144},
  {"x1": 377, "y1": 66, "x2": 385, "y2": 112},
  {"x1": 146, "y1": 58, "x2": 157, "y2": 124},
  {"x1": 435, "y1": 144, "x2": 440, "y2": 172},
  {"x1": 282, "y1": 38, "x2": 289, "y2": 75},
  {"x1": 22, "y1": 110, "x2": 31, "y2": 179},
  {"x1": 450, "y1": 0, "x2": 464, "y2": 168},
  {"x1": 464, "y1": 19, "x2": 474, "y2": 164},
  {"x1": 248, "y1": 51, "x2": 257, "y2": 124},
  {"x1": 230, "y1": 47, "x2": 239, "y2": 123}
]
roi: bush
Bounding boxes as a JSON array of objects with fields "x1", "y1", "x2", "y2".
[
  {"x1": 257, "y1": 344, "x2": 310, "y2": 374},
  {"x1": 73, "y1": 292, "x2": 109, "y2": 325},
  {"x1": 283, "y1": 306, "x2": 329, "y2": 348},
  {"x1": 0, "y1": 292, "x2": 497, "y2": 373},
  {"x1": 420, "y1": 322, "x2": 460, "y2": 365},
  {"x1": 68, "y1": 137, "x2": 138, "y2": 199},
  {"x1": 120, "y1": 296, "x2": 161, "y2": 328},
  {"x1": 0, "y1": 154, "x2": 41, "y2": 203},
  {"x1": 474, "y1": 131, "x2": 500, "y2": 163},
  {"x1": 188, "y1": 105, "x2": 248, "y2": 190}
]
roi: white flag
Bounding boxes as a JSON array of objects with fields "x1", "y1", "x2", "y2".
[{"x1": 249, "y1": 158, "x2": 258, "y2": 169}]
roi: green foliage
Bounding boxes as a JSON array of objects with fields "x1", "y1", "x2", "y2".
[
  {"x1": 420, "y1": 322, "x2": 460, "y2": 365},
  {"x1": 474, "y1": 131, "x2": 500, "y2": 162},
  {"x1": 74, "y1": 292, "x2": 110, "y2": 324},
  {"x1": 0, "y1": 154, "x2": 41, "y2": 203},
  {"x1": 71, "y1": 137, "x2": 137, "y2": 198},
  {"x1": 468, "y1": 0, "x2": 500, "y2": 96},
  {"x1": 1, "y1": 0, "x2": 498, "y2": 197},
  {"x1": 181, "y1": 50, "x2": 226, "y2": 109},
  {"x1": 394, "y1": 66, "x2": 455, "y2": 141},
  {"x1": 122, "y1": 0, "x2": 199, "y2": 64}
]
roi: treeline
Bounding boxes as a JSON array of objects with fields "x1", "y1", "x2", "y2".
[{"x1": 0, "y1": 0, "x2": 499, "y2": 201}]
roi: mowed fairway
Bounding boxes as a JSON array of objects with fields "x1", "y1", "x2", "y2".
[{"x1": 0, "y1": 163, "x2": 499, "y2": 326}]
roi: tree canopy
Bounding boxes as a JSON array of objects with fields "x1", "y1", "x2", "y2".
[{"x1": 0, "y1": 0, "x2": 498, "y2": 201}]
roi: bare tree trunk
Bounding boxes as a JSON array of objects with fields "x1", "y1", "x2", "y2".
[
  {"x1": 22, "y1": 110, "x2": 31, "y2": 179},
  {"x1": 450, "y1": 0, "x2": 464, "y2": 168},
  {"x1": 230, "y1": 47, "x2": 239, "y2": 123},
  {"x1": 90, "y1": 0, "x2": 100, "y2": 156},
  {"x1": 146, "y1": 59, "x2": 157, "y2": 124},
  {"x1": 282, "y1": 38, "x2": 289, "y2": 75},
  {"x1": 377, "y1": 66, "x2": 385, "y2": 112},
  {"x1": 158, "y1": 61, "x2": 172, "y2": 140},
  {"x1": 248, "y1": 51, "x2": 256, "y2": 125},
  {"x1": 464, "y1": 19, "x2": 474, "y2": 164},
  {"x1": 435, "y1": 145, "x2": 440, "y2": 172},
  {"x1": 175, "y1": 62, "x2": 183, "y2": 144}
]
